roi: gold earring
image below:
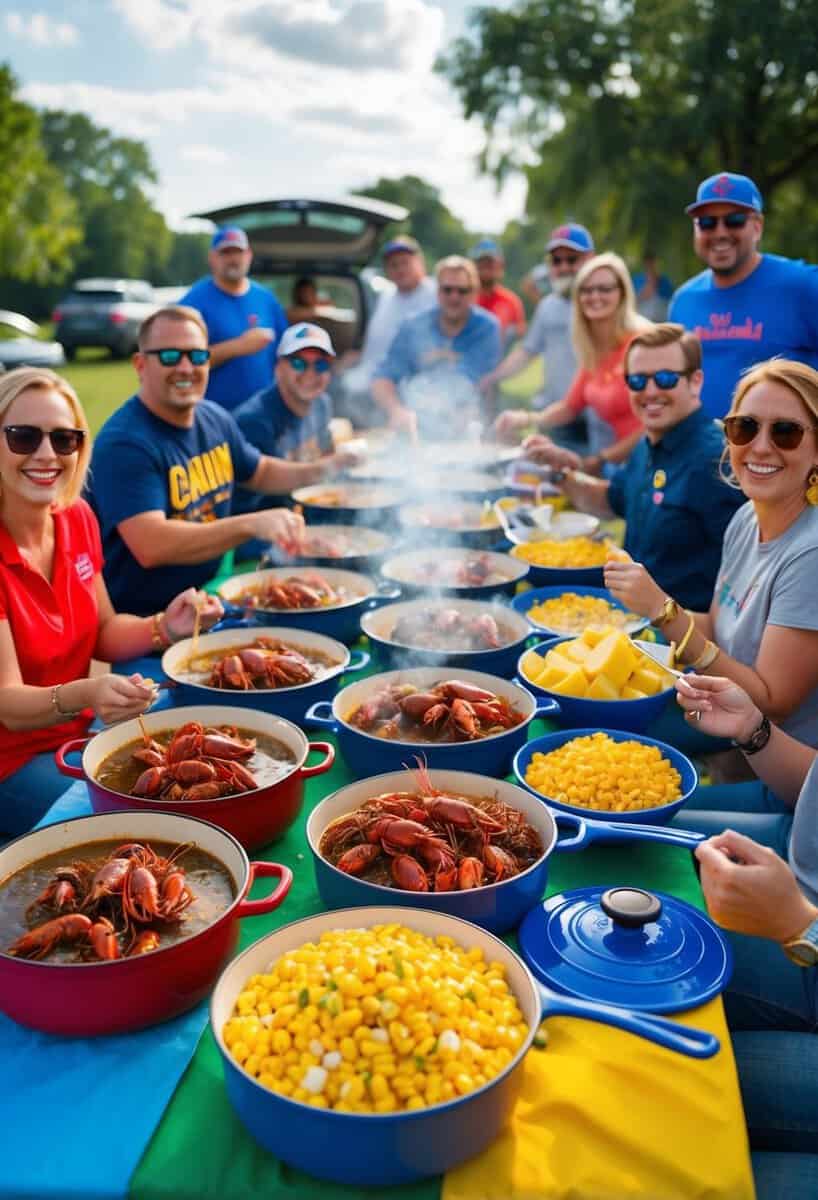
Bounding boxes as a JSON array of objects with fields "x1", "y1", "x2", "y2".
[{"x1": 807, "y1": 469, "x2": 818, "y2": 506}]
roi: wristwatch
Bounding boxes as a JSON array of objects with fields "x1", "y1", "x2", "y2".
[
  {"x1": 732, "y1": 714, "x2": 772, "y2": 756},
  {"x1": 651, "y1": 596, "x2": 680, "y2": 629},
  {"x1": 782, "y1": 915, "x2": 818, "y2": 967}
]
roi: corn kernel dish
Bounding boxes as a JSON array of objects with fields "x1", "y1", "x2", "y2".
[
  {"x1": 510, "y1": 537, "x2": 608, "y2": 569},
  {"x1": 524, "y1": 592, "x2": 640, "y2": 635},
  {"x1": 524, "y1": 731, "x2": 682, "y2": 813},
  {"x1": 520, "y1": 626, "x2": 674, "y2": 700},
  {"x1": 223, "y1": 923, "x2": 528, "y2": 1113}
]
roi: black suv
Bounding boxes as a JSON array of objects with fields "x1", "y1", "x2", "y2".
[{"x1": 53, "y1": 278, "x2": 157, "y2": 359}]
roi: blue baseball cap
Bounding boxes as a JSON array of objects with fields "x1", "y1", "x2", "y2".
[
  {"x1": 382, "y1": 235, "x2": 420, "y2": 257},
  {"x1": 546, "y1": 223, "x2": 594, "y2": 253},
  {"x1": 686, "y1": 173, "x2": 763, "y2": 215},
  {"x1": 470, "y1": 237, "x2": 503, "y2": 260},
  {"x1": 211, "y1": 225, "x2": 249, "y2": 251}
]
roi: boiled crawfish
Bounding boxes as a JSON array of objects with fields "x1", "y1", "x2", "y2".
[
  {"x1": 206, "y1": 638, "x2": 315, "y2": 691},
  {"x1": 239, "y1": 572, "x2": 340, "y2": 610},
  {"x1": 129, "y1": 722, "x2": 258, "y2": 802}
]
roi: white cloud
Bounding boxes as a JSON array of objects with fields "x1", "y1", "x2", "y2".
[
  {"x1": 111, "y1": 0, "x2": 200, "y2": 50},
  {"x1": 181, "y1": 145, "x2": 229, "y2": 165},
  {"x1": 5, "y1": 11, "x2": 80, "y2": 46}
]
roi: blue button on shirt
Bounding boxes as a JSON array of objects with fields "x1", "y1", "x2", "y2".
[{"x1": 607, "y1": 408, "x2": 745, "y2": 610}]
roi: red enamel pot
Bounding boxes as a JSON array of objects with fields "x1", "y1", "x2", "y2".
[
  {"x1": 56, "y1": 705, "x2": 335, "y2": 852},
  {"x1": 0, "y1": 809, "x2": 292, "y2": 1036}
]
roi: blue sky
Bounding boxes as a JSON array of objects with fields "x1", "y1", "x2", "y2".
[{"x1": 2, "y1": 0, "x2": 526, "y2": 234}]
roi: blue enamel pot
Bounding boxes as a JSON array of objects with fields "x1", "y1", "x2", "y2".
[
  {"x1": 211, "y1": 906, "x2": 718, "y2": 1187},
  {"x1": 306, "y1": 767, "x2": 706, "y2": 933},
  {"x1": 398, "y1": 500, "x2": 504, "y2": 550},
  {"x1": 304, "y1": 667, "x2": 558, "y2": 778},
  {"x1": 513, "y1": 728, "x2": 698, "y2": 825},
  {"x1": 511, "y1": 585, "x2": 650, "y2": 638},
  {"x1": 360, "y1": 596, "x2": 533, "y2": 675},
  {"x1": 379, "y1": 546, "x2": 529, "y2": 600},
  {"x1": 160, "y1": 627, "x2": 369, "y2": 723},
  {"x1": 516, "y1": 636, "x2": 675, "y2": 733},
  {"x1": 215, "y1": 566, "x2": 400, "y2": 645},
  {"x1": 291, "y1": 482, "x2": 406, "y2": 527},
  {"x1": 262, "y1": 524, "x2": 394, "y2": 576}
]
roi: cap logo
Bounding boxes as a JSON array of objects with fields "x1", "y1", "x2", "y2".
[
  {"x1": 713, "y1": 174, "x2": 733, "y2": 197},
  {"x1": 553, "y1": 225, "x2": 571, "y2": 239},
  {"x1": 295, "y1": 325, "x2": 309, "y2": 338}
]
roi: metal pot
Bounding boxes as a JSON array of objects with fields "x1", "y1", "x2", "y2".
[
  {"x1": 379, "y1": 546, "x2": 529, "y2": 600},
  {"x1": 291, "y1": 483, "x2": 406, "y2": 527}
]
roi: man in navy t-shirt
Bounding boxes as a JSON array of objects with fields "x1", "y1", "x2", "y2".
[
  {"x1": 88, "y1": 306, "x2": 332, "y2": 615},
  {"x1": 669, "y1": 172, "x2": 818, "y2": 418},
  {"x1": 180, "y1": 226, "x2": 288, "y2": 412}
]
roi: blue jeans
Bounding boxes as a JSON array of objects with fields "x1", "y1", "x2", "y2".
[{"x1": 0, "y1": 751, "x2": 77, "y2": 838}]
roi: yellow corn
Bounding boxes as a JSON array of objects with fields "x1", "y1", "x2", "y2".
[
  {"x1": 524, "y1": 731, "x2": 682, "y2": 812},
  {"x1": 511, "y1": 537, "x2": 608, "y2": 568},
  {"x1": 525, "y1": 591, "x2": 639, "y2": 635}
]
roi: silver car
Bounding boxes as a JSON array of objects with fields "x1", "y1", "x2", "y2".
[
  {"x1": 0, "y1": 310, "x2": 65, "y2": 372},
  {"x1": 53, "y1": 278, "x2": 157, "y2": 359}
]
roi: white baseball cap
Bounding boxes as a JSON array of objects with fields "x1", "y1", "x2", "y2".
[{"x1": 277, "y1": 322, "x2": 336, "y2": 358}]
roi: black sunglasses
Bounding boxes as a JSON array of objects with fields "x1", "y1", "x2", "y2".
[
  {"x1": 550, "y1": 254, "x2": 579, "y2": 266},
  {"x1": 723, "y1": 415, "x2": 818, "y2": 451},
  {"x1": 440, "y1": 285, "x2": 472, "y2": 296},
  {"x1": 3, "y1": 425, "x2": 86, "y2": 456},
  {"x1": 144, "y1": 348, "x2": 211, "y2": 366},
  {"x1": 694, "y1": 212, "x2": 751, "y2": 231},
  {"x1": 626, "y1": 369, "x2": 693, "y2": 392}
]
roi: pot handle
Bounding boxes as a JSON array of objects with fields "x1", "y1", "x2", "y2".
[
  {"x1": 533, "y1": 697, "x2": 561, "y2": 719},
  {"x1": 345, "y1": 649, "x2": 371, "y2": 674},
  {"x1": 301, "y1": 741, "x2": 336, "y2": 778},
  {"x1": 303, "y1": 701, "x2": 337, "y2": 730},
  {"x1": 367, "y1": 582, "x2": 402, "y2": 608},
  {"x1": 581, "y1": 816, "x2": 706, "y2": 851},
  {"x1": 55, "y1": 737, "x2": 92, "y2": 778},
  {"x1": 538, "y1": 986, "x2": 720, "y2": 1059},
  {"x1": 236, "y1": 862, "x2": 294, "y2": 918},
  {"x1": 209, "y1": 600, "x2": 252, "y2": 632},
  {"x1": 551, "y1": 809, "x2": 591, "y2": 853}
]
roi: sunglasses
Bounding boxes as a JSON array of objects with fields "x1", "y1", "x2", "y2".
[
  {"x1": 3, "y1": 425, "x2": 86, "y2": 456},
  {"x1": 723, "y1": 415, "x2": 818, "y2": 450},
  {"x1": 440, "y1": 285, "x2": 472, "y2": 296},
  {"x1": 694, "y1": 212, "x2": 751, "y2": 231},
  {"x1": 578, "y1": 283, "x2": 619, "y2": 296},
  {"x1": 550, "y1": 254, "x2": 579, "y2": 266},
  {"x1": 144, "y1": 348, "x2": 211, "y2": 366},
  {"x1": 286, "y1": 355, "x2": 332, "y2": 375},
  {"x1": 626, "y1": 369, "x2": 693, "y2": 392}
]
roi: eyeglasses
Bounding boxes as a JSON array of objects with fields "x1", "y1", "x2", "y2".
[
  {"x1": 626, "y1": 369, "x2": 693, "y2": 392},
  {"x1": 578, "y1": 283, "x2": 619, "y2": 296},
  {"x1": 286, "y1": 355, "x2": 332, "y2": 375},
  {"x1": 694, "y1": 212, "x2": 751, "y2": 232},
  {"x1": 440, "y1": 285, "x2": 472, "y2": 296},
  {"x1": 550, "y1": 254, "x2": 579, "y2": 266},
  {"x1": 723, "y1": 415, "x2": 818, "y2": 450},
  {"x1": 143, "y1": 348, "x2": 211, "y2": 366},
  {"x1": 3, "y1": 425, "x2": 86, "y2": 456}
]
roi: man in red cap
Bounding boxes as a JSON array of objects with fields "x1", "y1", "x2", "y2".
[{"x1": 670, "y1": 171, "x2": 818, "y2": 417}]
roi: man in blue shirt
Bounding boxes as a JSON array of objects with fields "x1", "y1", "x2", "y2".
[
  {"x1": 669, "y1": 172, "x2": 818, "y2": 418},
  {"x1": 88, "y1": 306, "x2": 316, "y2": 615},
  {"x1": 181, "y1": 226, "x2": 288, "y2": 412},
  {"x1": 371, "y1": 255, "x2": 501, "y2": 439},
  {"x1": 527, "y1": 323, "x2": 745, "y2": 610}
]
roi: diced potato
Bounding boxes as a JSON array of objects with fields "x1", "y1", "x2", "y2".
[
  {"x1": 583, "y1": 631, "x2": 639, "y2": 688},
  {"x1": 586, "y1": 673, "x2": 620, "y2": 701},
  {"x1": 535, "y1": 666, "x2": 565, "y2": 689},
  {"x1": 563, "y1": 640, "x2": 594, "y2": 665},
  {"x1": 522, "y1": 650, "x2": 547, "y2": 676},
  {"x1": 629, "y1": 666, "x2": 665, "y2": 696},
  {"x1": 549, "y1": 667, "x2": 589, "y2": 697},
  {"x1": 621, "y1": 685, "x2": 648, "y2": 701},
  {"x1": 543, "y1": 649, "x2": 579, "y2": 676},
  {"x1": 580, "y1": 627, "x2": 608, "y2": 648}
]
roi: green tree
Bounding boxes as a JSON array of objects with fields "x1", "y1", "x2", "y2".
[
  {"x1": 440, "y1": 0, "x2": 818, "y2": 273},
  {"x1": 354, "y1": 175, "x2": 473, "y2": 266},
  {"x1": 0, "y1": 64, "x2": 80, "y2": 284},
  {"x1": 157, "y1": 232, "x2": 211, "y2": 286}
]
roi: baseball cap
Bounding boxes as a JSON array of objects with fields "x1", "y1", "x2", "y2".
[
  {"x1": 382, "y1": 235, "x2": 420, "y2": 258},
  {"x1": 211, "y1": 225, "x2": 249, "y2": 251},
  {"x1": 469, "y1": 237, "x2": 503, "y2": 260},
  {"x1": 546, "y1": 223, "x2": 595, "y2": 254},
  {"x1": 686, "y1": 172, "x2": 763, "y2": 215},
  {"x1": 277, "y1": 323, "x2": 336, "y2": 359}
]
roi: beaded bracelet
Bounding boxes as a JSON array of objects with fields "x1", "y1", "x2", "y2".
[
  {"x1": 151, "y1": 611, "x2": 171, "y2": 652},
  {"x1": 51, "y1": 684, "x2": 82, "y2": 719}
]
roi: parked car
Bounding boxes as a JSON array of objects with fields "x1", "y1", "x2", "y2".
[
  {"x1": 0, "y1": 310, "x2": 65, "y2": 372},
  {"x1": 52, "y1": 278, "x2": 157, "y2": 359}
]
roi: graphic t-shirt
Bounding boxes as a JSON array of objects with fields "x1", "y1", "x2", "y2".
[
  {"x1": 180, "y1": 278, "x2": 288, "y2": 411},
  {"x1": 88, "y1": 396, "x2": 261, "y2": 614},
  {"x1": 669, "y1": 254, "x2": 818, "y2": 418},
  {"x1": 713, "y1": 503, "x2": 818, "y2": 746},
  {"x1": 0, "y1": 500, "x2": 101, "y2": 778}
]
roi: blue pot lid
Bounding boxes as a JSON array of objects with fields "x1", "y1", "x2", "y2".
[{"x1": 519, "y1": 886, "x2": 732, "y2": 1014}]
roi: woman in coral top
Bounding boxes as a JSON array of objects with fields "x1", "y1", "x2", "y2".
[
  {"x1": 0, "y1": 367, "x2": 222, "y2": 836},
  {"x1": 519, "y1": 252, "x2": 652, "y2": 473}
]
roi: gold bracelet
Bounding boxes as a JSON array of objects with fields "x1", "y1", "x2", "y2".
[
  {"x1": 51, "y1": 684, "x2": 82, "y2": 719},
  {"x1": 151, "y1": 612, "x2": 171, "y2": 652},
  {"x1": 673, "y1": 612, "x2": 697, "y2": 666},
  {"x1": 689, "y1": 639, "x2": 721, "y2": 672},
  {"x1": 651, "y1": 596, "x2": 680, "y2": 628}
]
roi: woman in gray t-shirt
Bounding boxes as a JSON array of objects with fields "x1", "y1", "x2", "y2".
[{"x1": 607, "y1": 358, "x2": 818, "y2": 755}]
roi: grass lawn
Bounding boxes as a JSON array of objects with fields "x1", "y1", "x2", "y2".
[{"x1": 59, "y1": 353, "x2": 136, "y2": 435}]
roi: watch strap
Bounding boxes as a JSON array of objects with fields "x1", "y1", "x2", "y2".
[
  {"x1": 782, "y1": 915, "x2": 818, "y2": 967},
  {"x1": 732, "y1": 714, "x2": 772, "y2": 756}
]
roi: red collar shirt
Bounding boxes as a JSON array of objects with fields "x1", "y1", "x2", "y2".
[{"x1": 0, "y1": 499, "x2": 101, "y2": 778}]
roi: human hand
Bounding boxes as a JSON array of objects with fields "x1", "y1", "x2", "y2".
[
  {"x1": 522, "y1": 435, "x2": 582, "y2": 471},
  {"x1": 90, "y1": 673, "x2": 158, "y2": 726},
  {"x1": 252, "y1": 507, "x2": 306, "y2": 555},
  {"x1": 493, "y1": 409, "x2": 530, "y2": 441},
  {"x1": 388, "y1": 406, "x2": 418, "y2": 441},
  {"x1": 695, "y1": 829, "x2": 818, "y2": 942},
  {"x1": 239, "y1": 327, "x2": 275, "y2": 355},
  {"x1": 675, "y1": 674, "x2": 760, "y2": 741},
  {"x1": 329, "y1": 445, "x2": 364, "y2": 472},
  {"x1": 164, "y1": 588, "x2": 224, "y2": 641},
  {"x1": 603, "y1": 560, "x2": 665, "y2": 617}
]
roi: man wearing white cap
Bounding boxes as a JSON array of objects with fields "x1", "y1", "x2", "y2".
[
  {"x1": 670, "y1": 172, "x2": 818, "y2": 417},
  {"x1": 181, "y1": 225, "x2": 287, "y2": 412}
]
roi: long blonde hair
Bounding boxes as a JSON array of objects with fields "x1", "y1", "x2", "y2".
[
  {"x1": 0, "y1": 367, "x2": 91, "y2": 507},
  {"x1": 571, "y1": 252, "x2": 652, "y2": 369}
]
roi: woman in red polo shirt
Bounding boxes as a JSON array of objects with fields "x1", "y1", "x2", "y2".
[{"x1": 0, "y1": 367, "x2": 222, "y2": 836}]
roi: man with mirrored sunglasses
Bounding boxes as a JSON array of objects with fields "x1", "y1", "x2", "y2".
[
  {"x1": 546, "y1": 323, "x2": 744, "y2": 609},
  {"x1": 670, "y1": 171, "x2": 818, "y2": 419}
]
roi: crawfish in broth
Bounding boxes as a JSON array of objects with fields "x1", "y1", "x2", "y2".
[
  {"x1": 347, "y1": 679, "x2": 524, "y2": 743},
  {"x1": 390, "y1": 608, "x2": 508, "y2": 652},
  {"x1": 234, "y1": 573, "x2": 345, "y2": 611},
  {"x1": 179, "y1": 636, "x2": 340, "y2": 691}
]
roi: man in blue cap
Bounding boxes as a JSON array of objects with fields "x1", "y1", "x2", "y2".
[
  {"x1": 181, "y1": 225, "x2": 287, "y2": 412},
  {"x1": 670, "y1": 172, "x2": 818, "y2": 417}
]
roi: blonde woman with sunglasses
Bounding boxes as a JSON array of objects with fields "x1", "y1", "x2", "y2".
[
  {"x1": 606, "y1": 359, "x2": 818, "y2": 777},
  {"x1": 0, "y1": 367, "x2": 223, "y2": 836}
]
